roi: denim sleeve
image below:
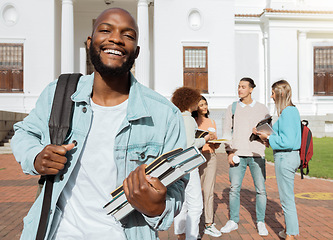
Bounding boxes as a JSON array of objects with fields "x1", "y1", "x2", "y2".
[
  {"x1": 143, "y1": 108, "x2": 187, "y2": 231},
  {"x1": 11, "y1": 82, "x2": 55, "y2": 175},
  {"x1": 269, "y1": 107, "x2": 301, "y2": 150}
]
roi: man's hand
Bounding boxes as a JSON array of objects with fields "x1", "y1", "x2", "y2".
[
  {"x1": 123, "y1": 164, "x2": 167, "y2": 217},
  {"x1": 34, "y1": 143, "x2": 75, "y2": 175}
]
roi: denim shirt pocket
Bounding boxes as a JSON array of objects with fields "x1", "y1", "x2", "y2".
[{"x1": 127, "y1": 145, "x2": 161, "y2": 171}]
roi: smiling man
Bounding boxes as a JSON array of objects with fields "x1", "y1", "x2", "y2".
[
  {"x1": 221, "y1": 77, "x2": 270, "y2": 237},
  {"x1": 11, "y1": 8, "x2": 186, "y2": 240}
]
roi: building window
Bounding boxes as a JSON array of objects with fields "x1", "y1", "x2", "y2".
[
  {"x1": 0, "y1": 43, "x2": 23, "y2": 92},
  {"x1": 314, "y1": 46, "x2": 333, "y2": 96},
  {"x1": 183, "y1": 46, "x2": 208, "y2": 93}
]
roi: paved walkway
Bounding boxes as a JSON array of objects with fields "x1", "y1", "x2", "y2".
[{"x1": 1, "y1": 152, "x2": 333, "y2": 240}]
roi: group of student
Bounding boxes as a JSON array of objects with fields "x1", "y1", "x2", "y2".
[
  {"x1": 170, "y1": 77, "x2": 301, "y2": 240},
  {"x1": 11, "y1": 7, "x2": 301, "y2": 240}
]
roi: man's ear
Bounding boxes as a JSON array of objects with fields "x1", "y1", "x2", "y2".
[
  {"x1": 135, "y1": 46, "x2": 140, "y2": 59},
  {"x1": 86, "y1": 37, "x2": 92, "y2": 50}
]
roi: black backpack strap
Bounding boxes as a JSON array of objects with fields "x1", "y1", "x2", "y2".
[
  {"x1": 36, "y1": 73, "x2": 81, "y2": 240},
  {"x1": 300, "y1": 165, "x2": 309, "y2": 179},
  {"x1": 49, "y1": 73, "x2": 82, "y2": 145}
]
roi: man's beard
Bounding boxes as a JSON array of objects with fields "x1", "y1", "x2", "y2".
[{"x1": 89, "y1": 42, "x2": 136, "y2": 77}]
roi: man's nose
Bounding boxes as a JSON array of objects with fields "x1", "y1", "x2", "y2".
[{"x1": 108, "y1": 31, "x2": 124, "y2": 45}]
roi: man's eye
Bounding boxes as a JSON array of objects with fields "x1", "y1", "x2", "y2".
[
  {"x1": 125, "y1": 34, "x2": 135, "y2": 40},
  {"x1": 100, "y1": 29, "x2": 110, "y2": 33}
]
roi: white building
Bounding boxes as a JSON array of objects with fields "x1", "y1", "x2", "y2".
[{"x1": 1, "y1": 0, "x2": 333, "y2": 137}]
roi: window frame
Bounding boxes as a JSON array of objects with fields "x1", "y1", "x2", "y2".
[
  {"x1": 183, "y1": 46, "x2": 208, "y2": 93},
  {"x1": 313, "y1": 46, "x2": 333, "y2": 96},
  {"x1": 0, "y1": 43, "x2": 24, "y2": 93}
]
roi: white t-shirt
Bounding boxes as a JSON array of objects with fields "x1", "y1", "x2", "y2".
[{"x1": 54, "y1": 99, "x2": 128, "y2": 240}]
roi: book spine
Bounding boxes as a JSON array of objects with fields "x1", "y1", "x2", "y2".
[
  {"x1": 104, "y1": 193, "x2": 127, "y2": 213},
  {"x1": 113, "y1": 202, "x2": 134, "y2": 221}
]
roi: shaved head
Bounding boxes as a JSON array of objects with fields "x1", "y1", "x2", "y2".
[{"x1": 92, "y1": 8, "x2": 138, "y2": 37}]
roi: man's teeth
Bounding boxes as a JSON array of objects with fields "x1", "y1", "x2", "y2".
[{"x1": 104, "y1": 49, "x2": 123, "y2": 56}]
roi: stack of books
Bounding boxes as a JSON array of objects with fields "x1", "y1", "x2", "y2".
[
  {"x1": 250, "y1": 115, "x2": 273, "y2": 141},
  {"x1": 104, "y1": 146, "x2": 206, "y2": 221},
  {"x1": 195, "y1": 129, "x2": 209, "y2": 138}
]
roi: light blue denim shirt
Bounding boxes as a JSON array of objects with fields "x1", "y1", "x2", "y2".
[{"x1": 11, "y1": 73, "x2": 187, "y2": 240}]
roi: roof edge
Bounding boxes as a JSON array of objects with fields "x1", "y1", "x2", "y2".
[{"x1": 235, "y1": 8, "x2": 333, "y2": 18}]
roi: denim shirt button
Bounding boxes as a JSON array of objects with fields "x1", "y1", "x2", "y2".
[
  {"x1": 82, "y1": 107, "x2": 87, "y2": 113},
  {"x1": 140, "y1": 153, "x2": 145, "y2": 159},
  {"x1": 72, "y1": 140, "x2": 77, "y2": 146}
]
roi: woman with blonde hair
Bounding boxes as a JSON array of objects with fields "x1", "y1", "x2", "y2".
[{"x1": 254, "y1": 80, "x2": 301, "y2": 240}]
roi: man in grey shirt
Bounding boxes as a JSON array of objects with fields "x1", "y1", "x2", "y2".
[{"x1": 221, "y1": 77, "x2": 270, "y2": 236}]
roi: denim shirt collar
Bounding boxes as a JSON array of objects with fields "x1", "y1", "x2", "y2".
[{"x1": 71, "y1": 72, "x2": 150, "y2": 121}]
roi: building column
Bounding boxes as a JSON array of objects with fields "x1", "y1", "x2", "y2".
[
  {"x1": 263, "y1": 31, "x2": 269, "y2": 106},
  {"x1": 61, "y1": 0, "x2": 74, "y2": 73},
  {"x1": 136, "y1": 0, "x2": 150, "y2": 87},
  {"x1": 298, "y1": 31, "x2": 308, "y2": 101}
]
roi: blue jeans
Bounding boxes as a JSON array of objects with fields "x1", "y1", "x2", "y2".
[
  {"x1": 274, "y1": 150, "x2": 300, "y2": 235},
  {"x1": 229, "y1": 156, "x2": 267, "y2": 223}
]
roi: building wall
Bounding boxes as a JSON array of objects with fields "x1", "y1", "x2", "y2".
[
  {"x1": 154, "y1": 0, "x2": 236, "y2": 109},
  {"x1": 302, "y1": 32, "x2": 333, "y2": 116},
  {"x1": 1, "y1": 0, "x2": 333, "y2": 138},
  {"x1": 234, "y1": 23, "x2": 265, "y2": 104},
  {"x1": 0, "y1": 0, "x2": 56, "y2": 113},
  {"x1": 268, "y1": 27, "x2": 299, "y2": 99},
  {"x1": 264, "y1": 15, "x2": 333, "y2": 115}
]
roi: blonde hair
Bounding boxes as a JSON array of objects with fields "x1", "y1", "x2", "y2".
[{"x1": 272, "y1": 80, "x2": 295, "y2": 116}]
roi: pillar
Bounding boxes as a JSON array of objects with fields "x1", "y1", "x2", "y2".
[
  {"x1": 136, "y1": 0, "x2": 150, "y2": 87},
  {"x1": 61, "y1": 0, "x2": 74, "y2": 73},
  {"x1": 298, "y1": 31, "x2": 308, "y2": 101}
]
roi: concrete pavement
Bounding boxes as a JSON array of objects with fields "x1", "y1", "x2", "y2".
[{"x1": 1, "y1": 152, "x2": 332, "y2": 240}]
